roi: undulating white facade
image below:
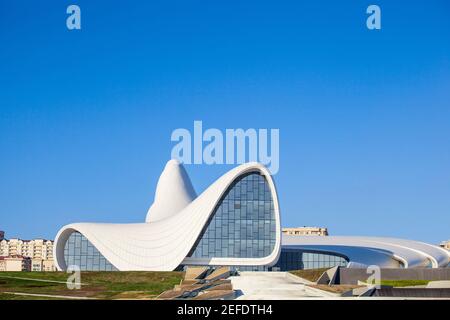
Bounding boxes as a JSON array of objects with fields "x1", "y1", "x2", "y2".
[
  {"x1": 54, "y1": 160, "x2": 281, "y2": 271},
  {"x1": 282, "y1": 235, "x2": 450, "y2": 269},
  {"x1": 54, "y1": 160, "x2": 450, "y2": 271}
]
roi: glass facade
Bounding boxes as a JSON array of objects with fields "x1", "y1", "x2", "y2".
[
  {"x1": 64, "y1": 232, "x2": 118, "y2": 271},
  {"x1": 273, "y1": 249, "x2": 348, "y2": 271},
  {"x1": 187, "y1": 172, "x2": 277, "y2": 259},
  {"x1": 61, "y1": 173, "x2": 348, "y2": 272}
]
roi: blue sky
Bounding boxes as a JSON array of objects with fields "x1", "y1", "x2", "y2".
[{"x1": 0, "y1": 1, "x2": 449, "y2": 243}]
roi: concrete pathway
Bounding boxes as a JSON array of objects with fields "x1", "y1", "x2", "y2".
[
  {"x1": 230, "y1": 272, "x2": 338, "y2": 300},
  {"x1": 3, "y1": 292, "x2": 96, "y2": 300},
  {"x1": 0, "y1": 275, "x2": 87, "y2": 286}
]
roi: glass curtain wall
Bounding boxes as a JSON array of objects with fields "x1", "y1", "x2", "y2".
[
  {"x1": 188, "y1": 172, "x2": 277, "y2": 259},
  {"x1": 274, "y1": 249, "x2": 348, "y2": 271},
  {"x1": 64, "y1": 232, "x2": 118, "y2": 271}
]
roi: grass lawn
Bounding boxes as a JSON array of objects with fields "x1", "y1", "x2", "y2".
[
  {"x1": 0, "y1": 271, "x2": 183, "y2": 300},
  {"x1": 380, "y1": 279, "x2": 430, "y2": 287},
  {"x1": 289, "y1": 268, "x2": 328, "y2": 282}
]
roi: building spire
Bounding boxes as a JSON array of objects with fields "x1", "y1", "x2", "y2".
[{"x1": 145, "y1": 159, "x2": 197, "y2": 222}]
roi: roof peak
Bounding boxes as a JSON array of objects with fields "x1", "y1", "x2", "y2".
[{"x1": 145, "y1": 159, "x2": 197, "y2": 223}]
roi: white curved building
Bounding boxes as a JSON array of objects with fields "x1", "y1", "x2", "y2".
[{"x1": 54, "y1": 161, "x2": 450, "y2": 271}]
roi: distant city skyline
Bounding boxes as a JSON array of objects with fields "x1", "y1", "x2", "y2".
[{"x1": 1, "y1": 1, "x2": 449, "y2": 244}]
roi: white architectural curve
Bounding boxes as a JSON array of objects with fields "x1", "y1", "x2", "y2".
[
  {"x1": 282, "y1": 235, "x2": 450, "y2": 269},
  {"x1": 54, "y1": 162, "x2": 281, "y2": 271},
  {"x1": 54, "y1": 160, "x2": 449, "y2": 271},
  {"x1": 146, "y1": 159, "x2": 196, "y2": 223}
]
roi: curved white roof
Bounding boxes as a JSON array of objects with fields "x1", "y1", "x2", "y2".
[
  {"x1": 282, "y1": 235, "x2": 450, "y2": 268},
  {"x1": 54, "y1": 160, "x2": 449, "y2": 271},
  {"x1": 146, "y1": 159, "x2": 197, "y2": 223},
  {"x1": 54, "y1": 161, "x2": 281, "y2": 271}
]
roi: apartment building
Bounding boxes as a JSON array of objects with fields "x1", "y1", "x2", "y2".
[
  {"x1": 440, "y1": 240, "x2": 450, "y2": 251},
  {"x1": 0, "y1": 235, "x2": 56, "y2": 271},
  {"x1": 282, "y1": 227, "x2": 329, "y2": 236},
  {"x1": 0, "y1": 255, "x2": 31, "y2": 272}
]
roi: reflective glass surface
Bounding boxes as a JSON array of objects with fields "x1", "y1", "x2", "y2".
[
  {"x1": 274, "y1": 249, "x2": 348, "y2": 271},
  {"x1": 188, "y1": 172, "x2": 277, "y2": 259},
  {"x1": 64, "y1": 232, "x2": 118, "y2": 271}
]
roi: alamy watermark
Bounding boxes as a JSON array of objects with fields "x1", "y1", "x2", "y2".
[
  {"x1": 171, "y1": 121, "x2": 280, "y2": 174},
  {"x1": 366, "y1": 4, "x2": 381, "y2": 30},
  {"x1": 66, "y1": 5, "x2": 81, "y2": 30},
  {"x1": 64, "y1": 4, "x2": 379, "y2": 32},
  {"x1": 66, "y1": 265, "x2": 82, "y2": 290},
  {"x1": 365, "y1": 265, "x2": 381, "y2": 289}
]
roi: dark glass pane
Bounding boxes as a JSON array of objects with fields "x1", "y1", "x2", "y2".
[
  {"x1": 64, "y1": 232, "x2": 118, "y2": 271},
  {"x1": 188, "y1": 172, "x2": 276, "y2": 259},
  {"x1": 273, "y1": 249, "x2": 348, "y2": 271}
]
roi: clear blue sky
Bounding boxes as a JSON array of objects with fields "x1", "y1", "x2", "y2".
[{"x1": 1, "y1": 1, "x2": 449, "y2": 243}]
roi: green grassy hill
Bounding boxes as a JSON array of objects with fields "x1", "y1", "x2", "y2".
[{"x1": 0, "y1": 271, "x2": 183, "y2": 300}]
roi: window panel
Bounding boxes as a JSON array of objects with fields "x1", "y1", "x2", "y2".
[
  {"x1": 273, "y1": 249, "x2": 349, "y2": 271},
  {"x1": 187, "y1": 172, "x2": 276, "y2": 259},
  {"x1": 60, "y1": 173, "x2": 280, "y2": 271},
  {"x1": 64, "y1": 232, "x2": 118, "y2": 271}
]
